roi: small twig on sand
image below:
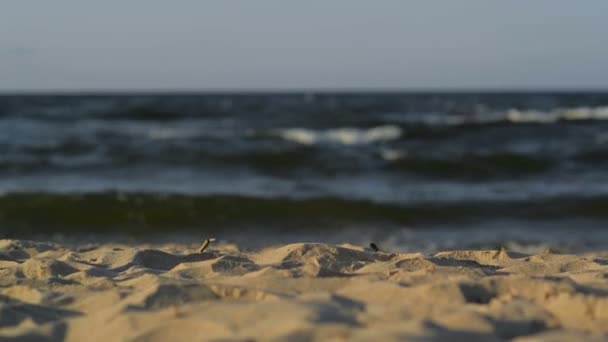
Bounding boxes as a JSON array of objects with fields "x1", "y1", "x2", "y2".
[
  {"x1": 493, "y1": 246, "x2": 507, "y2": 259},
  {"x1": 199, "y1": 238, "x2": 216, "y2": 253}
]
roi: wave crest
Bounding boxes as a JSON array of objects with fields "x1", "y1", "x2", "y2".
[{"x1": 277, "y1": 125, "x2": 402, "y2": 146}]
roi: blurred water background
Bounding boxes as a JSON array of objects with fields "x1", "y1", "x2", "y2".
[{"x1": 2, "y1": 92, "x2": 608, "y2": 252}]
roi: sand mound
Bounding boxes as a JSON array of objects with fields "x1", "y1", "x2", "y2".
[
  {"x1": 0, "y1": 300, "x2": 79, "y2": 328},
  {"x1": 254, "y1": 243, "x2": 390, "y2": 277},
  {"x1": 127, "y1": 282, "x2": 218, "y2": 310},
  {"x1": 1, "y1": 239, "x2": 608, "y2": 340},
  {"x1": 21, "y1": 258, "x2": 79, "y2": 280}
]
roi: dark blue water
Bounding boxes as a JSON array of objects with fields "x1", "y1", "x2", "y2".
[{"x1": 2, "y1": 93, "x2": 608, "y2": 251}]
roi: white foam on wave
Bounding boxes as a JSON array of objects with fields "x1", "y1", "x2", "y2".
[
  {"x1": 278, "y1": 125, "x2": 402, "y2": 146},
  {"x1": 140, "y1": 118, "x2": 240, "y2": 140},
  {"x1": 448, "y1": 107, "x2": 608, "y2": 125},
  {"x1": 380, "y1": 148, "x2": 406, "y2": 161},
  {"x1": 383, "y1": 106, "x2": 608, "y2": 126},
  {"x1": 279, "y1": 129, "x2": 317, "y2": 145},
  {"x1": 489, "y1": 107, "x2": 608, "y2": 124}
]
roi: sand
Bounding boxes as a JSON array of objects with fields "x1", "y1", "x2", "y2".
[{"x1": 1, "y1": 239, "x2": 608, "y2": 341}]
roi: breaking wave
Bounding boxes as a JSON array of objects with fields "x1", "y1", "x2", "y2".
[
  {"x1": 276, "y1": 125, "x2": 402, "y2": 146},
  {"x1": 384, "y1": 106, "x2": 608, "y2": 127}
]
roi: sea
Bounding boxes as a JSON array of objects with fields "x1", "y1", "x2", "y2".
[{"x1": 1, "y1": 92, "x2": 608, "y2": 252}]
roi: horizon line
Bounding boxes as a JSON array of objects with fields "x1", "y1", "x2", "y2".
[{"x1": 1, "y1": 87, "x2": 608, "y2": 96}]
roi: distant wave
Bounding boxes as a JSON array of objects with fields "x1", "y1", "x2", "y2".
[
  {"x1": 505, "y1": 107, "x2": 608, "y2": 123},
  {"x1": 86, "y1": 106, "x2": 608, "y2": 126},
  {"x1": 2, "y1": 192, "x2": 608, "y2": 234},
  {"x1": 275, "y1": 125, "x2": 402, "y2": 146},
  {"x1": 100, "y1": 106, "x2": 196, "y2": 121},
  {"x1": 83, "y1": 105, "x2": 608, "y2": 127},
  {"x1": 384, "y1": 106, "x2": 608, "y2": 127}
]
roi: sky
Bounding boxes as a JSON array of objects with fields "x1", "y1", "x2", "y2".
[{"x1": 1, "y1": 1, "x2": 608, "y2": 92}]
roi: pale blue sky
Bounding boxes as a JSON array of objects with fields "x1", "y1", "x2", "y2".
[{"x1": 1, "y1": 1, "x2": 607, "y2": 91}]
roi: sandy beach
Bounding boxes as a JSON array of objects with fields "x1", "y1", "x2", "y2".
[{"x1": 0, "y1": 239, "x2": 606, "y2": 341}]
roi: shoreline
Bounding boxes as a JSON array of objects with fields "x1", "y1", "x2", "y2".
[{"x1": 1, "y1": 239, "x2": 607, "y2": 340}]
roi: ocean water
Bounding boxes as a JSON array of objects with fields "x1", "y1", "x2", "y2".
[{"x1": 1, "y1": 92, "x2": 608, "y2": 251}]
